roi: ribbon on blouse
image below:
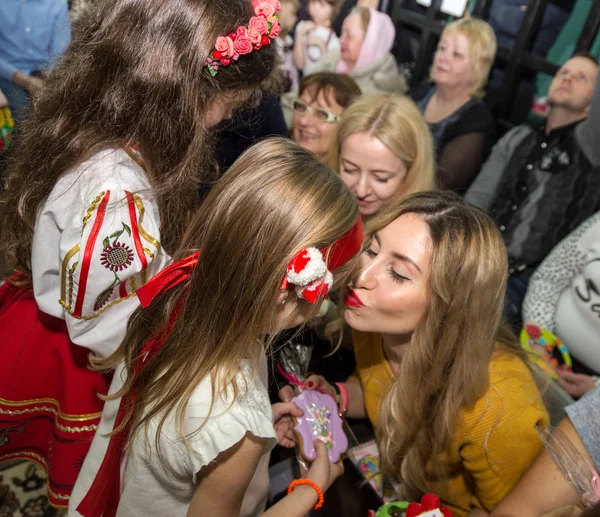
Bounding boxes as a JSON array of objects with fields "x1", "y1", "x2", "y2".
[
  {"x1": 77, "y1": 253, "x2": 198, "y2": 517},
  {"x1": 136, "y1": 251, "x2": 200, "y2": 308}
]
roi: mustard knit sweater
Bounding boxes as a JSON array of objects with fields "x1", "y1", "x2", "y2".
[{"x1": 350, "y1": 331, "x2": 549, "y2": 517}]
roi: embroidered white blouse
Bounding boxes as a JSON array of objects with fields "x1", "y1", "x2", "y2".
[
  {"x1": 69, "y1": 354, "x2": 277, "y2": 517},
  {"x1": 31, "y1": 148, "x2": 169, "y2": 357}
]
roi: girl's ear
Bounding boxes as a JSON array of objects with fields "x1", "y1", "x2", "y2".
[{"x1": 277, "y1": 289, "x2": 291, "y2": 306}]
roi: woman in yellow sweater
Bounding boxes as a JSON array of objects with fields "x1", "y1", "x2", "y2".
[{"x1": 283, "y1": 191, "x2": 549, "y2": 516}]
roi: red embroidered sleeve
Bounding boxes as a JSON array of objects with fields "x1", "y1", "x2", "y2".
[{"x1": 60, "y1": 190, "x2": 162, "y2": 321}]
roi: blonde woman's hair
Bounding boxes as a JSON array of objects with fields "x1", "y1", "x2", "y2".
[
  {"x1": 435, "y1": 17, "x2": 497, "y2": 98},
  {"x1": 373, "y1": 191, "x2": 531, "y2": 501},
  {"x1": 94, "y1": 137, "x2": 359, "y2": 457},
  {"x1": 329, "y1": 93, "x2": 437, "y2": 214}
]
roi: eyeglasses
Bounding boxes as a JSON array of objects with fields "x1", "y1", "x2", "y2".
[
  {"x1": 292, "y1": 99, "x2": 341, "y2": 123},
  {"x1": 556, "y1": 70, "x2": 592, "y2": 84}
]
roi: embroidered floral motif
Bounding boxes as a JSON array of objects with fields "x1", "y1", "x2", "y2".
[
  {"x1": 100, "y1": 242, "x2": 134, "y2": 272},
  {"x1": 94, "y1": 286, "x2": 115, "y2": 311},
  {"x1": 0, "y1": 422, "x2": 26, "y2": 447},
  {"x1": 94, "y1": 223, "x2": 134, "y2": 311}
]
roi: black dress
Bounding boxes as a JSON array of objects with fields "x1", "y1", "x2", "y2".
[{"x1": 414, "y1": 87, "x2": 496, "y2": 194}]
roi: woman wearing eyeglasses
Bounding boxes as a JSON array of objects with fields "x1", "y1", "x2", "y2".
[{"x1": 291, "y1": 72, "x2": 361, "y2": 163}]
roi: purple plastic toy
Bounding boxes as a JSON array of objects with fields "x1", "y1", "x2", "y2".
[{"x1": 292, "y1": 390, "x2": 348, "y2": 463}]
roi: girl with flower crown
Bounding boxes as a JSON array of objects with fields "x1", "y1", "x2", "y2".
[
  {"x1": 68, "y1": 138, "x2": 362, "y2": 517},
  {"x1": 0, "y1": 0, "x2": 279, "y2": 508}
]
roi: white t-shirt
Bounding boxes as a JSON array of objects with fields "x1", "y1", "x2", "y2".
[
  {"x1": 69, "y1": 353, "x2": 276, "y2": 517},
  {"x1": 297, "y1": 21, "x2": 340, "y2": 76},
  {"x1": 523, "y1": 212, "x2": 600, "y2": 373},
  {"x1": 32, "y1": 148, "x2": 169, "y2": 357}
]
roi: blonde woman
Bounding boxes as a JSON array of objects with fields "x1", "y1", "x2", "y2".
[
  {"x1": 70, "y1": 138, "x2": 362, "y2": 517},
  {"x1": 414, "y1": 18, "x2": 497, "y2": 192},
  {"x1": 329, "y1": 93, "x2": 437, "y2": 219},
  {"x1": 282, "y1": 191, "x2": 549, "y2": 516}
]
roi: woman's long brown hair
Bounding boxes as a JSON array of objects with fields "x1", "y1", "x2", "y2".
[
  {"x1": 370, "y1": 192, "x2": 533, "y2": 500},
  {"x1": 0, "y1": 0, "x2": 277, "y2": 276},
  {"x1": 94, "y1": 138, "x2": 360, "y2": 456}
]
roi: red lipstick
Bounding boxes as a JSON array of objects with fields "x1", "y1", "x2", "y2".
[{"x1": 344, "y1": 288, "x2": 364, "y2": 309}]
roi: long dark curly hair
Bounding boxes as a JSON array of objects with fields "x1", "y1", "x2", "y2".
[{"x1": 0, "y1": 0, "x2": 277, "y2": 277}]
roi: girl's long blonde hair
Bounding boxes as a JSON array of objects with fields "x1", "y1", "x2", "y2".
[
  {"x1": 373, "y1": 191, "x2": 530, "y2": 500},
  {"x1": 95, "y1": 137, "x2": 359, "y2": 453},
  {"x1": 328, "y1": 93, "x2": 437, "y2": 214}
]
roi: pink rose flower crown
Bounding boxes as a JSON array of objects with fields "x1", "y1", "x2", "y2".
[{"x1": 205, "y1": 0, "x2": 282, "y2": 77}]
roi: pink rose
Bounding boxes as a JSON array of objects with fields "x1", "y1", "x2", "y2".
[
  {"x1": 249, "y1": 15, "x2": 269, "y2": 35},
  {"x1": 267, "y1": 0, "x2": 282, "y2": 11},
  {"x1": 236, "y1": 26, "x2": 248, "y2": 39},
  {"x1": 214, "y1": 36, "x2": 235, "y2": 58},
  {"x1": 268, "y1": 16, "x2": 281, "y2": 37},
  {"x1": 248, "y1": 28, "x2": 262, "y2": 47},
  {"x1": 255, "y1": 1, "x2": 275, "y2": 18},
  {"x1": 234, "y1": 35, "x2": 253, "y2": 55}
]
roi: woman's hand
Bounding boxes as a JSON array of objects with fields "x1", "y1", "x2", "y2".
[
  {"x1": 305, "y1": 439, "x2": 344, "y2": 493},
  {"x1": 557, "y1": 371, "x2": 596, "y2": 398},
  {"x1": 279, "y1": 374, "x2": 336, "y2": 402},
  {"x1": 304, "y1": 374, "x2": 337, "y2": 397},
  {"x1": 272, "y1": 402, "x2": 303, "y2": 448}
]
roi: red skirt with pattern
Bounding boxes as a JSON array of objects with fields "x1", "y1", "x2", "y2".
[{"x1": 0, "y1": 281, "x2": 111, "y2": 508}]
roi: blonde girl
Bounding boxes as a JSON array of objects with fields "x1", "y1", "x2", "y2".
[
  {"x1": 70, "y1": 138, "x2": 362, "y2": 517},
  {"x1": 283, "y1": 191, "x2": 549, "y2": 516},
  {"x1": 329, "y1": 93, "x2": 437, "y2": 220}
]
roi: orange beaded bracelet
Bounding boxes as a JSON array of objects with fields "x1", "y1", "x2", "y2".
[{"x1": 287, "y1": 479, "x2": 325, "y2": 510}]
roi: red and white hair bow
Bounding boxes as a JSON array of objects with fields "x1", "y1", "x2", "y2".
[
  {"x1": 284, "y1": 247, "x2": 334, "y2": 304},
  {"x1": 281, "y1": 217, "x2": 364, "y2": 304}
]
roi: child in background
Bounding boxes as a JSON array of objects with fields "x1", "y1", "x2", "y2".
[
  {"x1": 278, "y1": 0, "x2": 301, "y2": 93},
  {"x1": 294, "y1": 0, "x2": 342, "y2": 76}
]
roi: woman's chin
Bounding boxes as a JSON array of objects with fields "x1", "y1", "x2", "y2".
[
  {"x1": 358, "y1": 204, "x2": 380, "y2": 217},
  {"x1": 344, "y1": 307, "x2": 365, "y2": 330}
]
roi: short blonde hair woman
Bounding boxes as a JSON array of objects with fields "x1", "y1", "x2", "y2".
[
  {"x1": 329, "y1": 93, "x2": 437, "y2": 219},
  {"x1": 437, "y1": 18, "x2": 497, "y2": 98},
  {"x1": 285, "y1": 191, "x2": 549, "y2": 516},
  {"x1": 416, "y1": 17, "x2": 497, "y2": 193}
]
